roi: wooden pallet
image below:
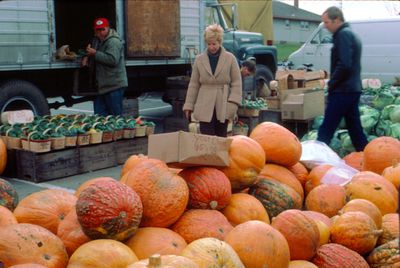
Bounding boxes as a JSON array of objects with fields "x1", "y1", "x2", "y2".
[{"x1": 8, "y1": 137, "x2": 148, "y2": 183}]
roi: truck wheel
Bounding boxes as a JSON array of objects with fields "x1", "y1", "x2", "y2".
[
  {"x1": 0, "y1": 80, "x2": 50, "y2": 116},
  {"x1": 255, "y1": 65, "x2": 274, "y2": 86}
]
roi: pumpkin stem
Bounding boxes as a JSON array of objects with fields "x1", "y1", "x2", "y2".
[
  {"x1": 209, "y1": 201, "x2": 218, "y2": 210},
  {"x1": 148, "y1": 254, "x2": 161, "y2": 267}
]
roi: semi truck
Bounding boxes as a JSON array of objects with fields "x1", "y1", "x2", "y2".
[{"x1": 0, "y1": 0, "x2": 277, "y2": 116}]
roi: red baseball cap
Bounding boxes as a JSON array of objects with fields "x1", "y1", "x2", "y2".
[{"x1": 93, "y1": 18, "x2": 109, "y2": 29}]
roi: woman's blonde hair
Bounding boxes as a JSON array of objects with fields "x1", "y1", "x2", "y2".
[{"x1": 204, "y1": 24, "x2": 224, "y2": 43}]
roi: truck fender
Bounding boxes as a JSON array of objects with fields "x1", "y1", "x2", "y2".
[{"x1": 0, "y1": 80, "x2": 50, "y2": 116}]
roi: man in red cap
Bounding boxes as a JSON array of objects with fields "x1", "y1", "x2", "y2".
[{"x1": 82, "y1": 18, "x2": 127, "y2": 115}]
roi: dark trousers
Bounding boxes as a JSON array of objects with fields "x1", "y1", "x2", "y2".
[
  {"x1": 94, "y1": 87, "x2": 125, "y2": 116},
  {"x1": 317, "y1": 92, "x2": 368, "y2": 151},
  {"x1": 199, "y1": 110, "x2": 228, "y2": 137}
]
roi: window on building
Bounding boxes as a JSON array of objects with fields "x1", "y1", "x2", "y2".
[
  {"x1": 300, "y1": 21, "x2": 310, "y2": 30},
  {"x1": 285, "y1": 19, "x2": 290, "y2": 29}
]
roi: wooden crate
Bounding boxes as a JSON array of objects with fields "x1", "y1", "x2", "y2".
[
  {"x1": 78, "y1": 142, "x2": 117, "y2": 173},
  {"x1": 258, "y1": 108, "x2": 282, "y2": 124},
  {"x1": 238, "y1": 116, "x2": 259, "y2": 134},
  {"x1": 115, "y1": 137, "x2": 148, "y2": 165},
  {"x1": 283, "y1": 118, "x2": 314, "y2": 138},
  {"x1": 16, "y1": 148, "x2": 80, "y2": 183}
]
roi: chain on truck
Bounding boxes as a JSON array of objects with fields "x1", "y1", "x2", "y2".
[{"x1": 0, "y1": 0, "x2": 277, "y2": 116}]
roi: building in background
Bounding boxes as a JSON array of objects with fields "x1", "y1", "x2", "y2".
[{"x1": 273, "y1": 0, "x2": 320, "y2": 44}]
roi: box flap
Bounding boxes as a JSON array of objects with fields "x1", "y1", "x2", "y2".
[
  {"x1": 148, "y1": 132, "x2": 179, "y2": 163},
  {"x1": 179, "y1": 132, "x2": 231, "y2": 166}
]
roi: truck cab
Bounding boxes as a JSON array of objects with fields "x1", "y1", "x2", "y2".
[{"x1": 204, "y1": 0, "x2": 277, "y2": 85}]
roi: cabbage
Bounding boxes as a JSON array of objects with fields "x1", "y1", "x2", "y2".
[
  {"x1": 389, "y1": 105, "x2": 400, "y2": 123},
  {"x1": 372, "y1": 90, "x2": 395, "y2": 110},
  {"x1": 389, "y1": 123, "x2": 400, "y2": 139},
  {"x1": 375, "y1": 119, "x2": 392, "y2": 136},
  {"x1": 329, "y1": 130, "x2": 343, "y2": 154},
  {"x1": 381, "y1": 105, "x2": 397, "y2": 120},
  {"x1": 341, "y1": 134, "x2": 355, "y2": 153},
  {"x1": 312, "y1": 115, "x2": 324, "y2": 130},
  {"x1": 359, "y1": 105, "x2": 380, "y2": 134},
  {"x1": 301, "y1": 129, "x2": 318, "y2": 141},
  {"x1": 395, "y1": 96, "x2": 400, "y2": 105}
]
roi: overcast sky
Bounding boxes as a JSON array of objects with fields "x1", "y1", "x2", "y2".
[{"x1": 278, "y1": 0, "x2": 400, "y2": 20}]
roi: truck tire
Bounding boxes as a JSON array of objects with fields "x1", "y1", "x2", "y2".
[
  {"x1": 255, "y1": 64, "x2": 274, "y2": 86},
  {"x1": 0, "y1": 80, "x2": 50, "y2": 116}
]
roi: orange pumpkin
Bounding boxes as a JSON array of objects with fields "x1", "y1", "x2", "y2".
[
  {"x1": 181, "y1": 237, "x2": 244, "y2": 267},
  {"x1": 339, "y1": 199, "x2": 382, "y2": 229},
  {"x1": 171, "y1": 209, "x2": 233, "y2": 243},
  {"x1": 217, "y1": 135, "x2": 265, "y2": 191},
  {"x1": 352, "y1": 171, "x2": 399, "y2": 200},
  {"x1": 302, "y1": 210, "x2": 333, "y2": 229},
  {"x1": 68, "y1": 239, "x2": 138, "y2": 267},
  {"x1": 120, "y1": 154, "x2": 148, "y2": 178},
  {"x1": 330, "y1": 211, "x2": 382, "y2": 255},
  {"x1": 122, "y1": 159, "x2": 189, "y2": 227},
  {"x1": 289, "y1": 260, "x2": 318, "y2": 268},
  {"x1": 311, "y1": 243, "x2": 369, "y2": 268},
  {"x1": 74, "y1": 176, "x2": 115, "y2": 197},
  {"x1": 13, "y1": 189, "x2": 77, "y2": 234},
  {"x1": 127, "y1": 254, "x2": 198, "y2": 268},
  {"x1": 0, "y1": 177, "x2": 19, "y2": 211},
  {"x1": 0, "y1": 138, "x2": 7, "y2": 175},
  {"x1": 178, "y1": 167, "x2": 231, "y2": 210},
  {"x1": 56, "y1": 208, "x2": 90, "y2": 256},
  {"x1": 221, "y1": 193, "x2": 270, "y2": 226},
  {"x1": 0, "y1": 205, "x2": 17, "y2": 226},
  {"x1": 343, "y1": 151, "x2": 364, "y2": 171},
  {"x1": 249, "y1": 122, "x2": 302, "y2": 167},
  {"x1": 225, "y1": 220, "x2": 290, "y2": 268},
  {"x1": 259, "y1": 163, "x2": 304, "y2": 200},
  {"x1": 381, "y1": 162, "x2": 400, "y2": 189},
  {"x1": 305, "y1": 184, "x2": 347, "y2": 218},
  {"x1": 8, "y1": 264, "x2": 47, "y2": 268},
  {"x1": 362, "y1": 136, "x2": 400, "y2": 175},
  {"x1": 76, "y1": 179, "x2": 143, "y2": 241},
  {"x1": 0, "y1": 223, "x2": 68, "y2": 268},
  {"x1": 377, "y1": 213, "x2": 399, "y2": 245},
  {"x1": 288, "y1": 162, "x2": 309, "y2": 187},
  {"x1": 125, "y1": 227, "x2": 187, "y2": 260},
  {"x1": 271, "y1": 209, "x2": 320, "y2": 260},
  {"x1": 307, "y1": 164, "x2": 332, "y2": 190},
  {"x1": 345, "y1": 172, "x2": 398, "y2": 215}
]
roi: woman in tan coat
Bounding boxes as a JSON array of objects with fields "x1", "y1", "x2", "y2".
[{"x1": 183, "y1": 24, "x2": 242, "y2": 137}]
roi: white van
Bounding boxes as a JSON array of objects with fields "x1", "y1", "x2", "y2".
[{"x1": 288, "y1": 18, "x2": 400, "y2": 84}]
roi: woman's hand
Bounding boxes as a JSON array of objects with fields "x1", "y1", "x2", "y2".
[{"x1": 184, "y1": 110, "x2": 192, "y2": 120}]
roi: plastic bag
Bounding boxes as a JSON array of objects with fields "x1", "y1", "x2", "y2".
[{"x1": 300, "y1": 140, "x2": 358, "y2": 186}]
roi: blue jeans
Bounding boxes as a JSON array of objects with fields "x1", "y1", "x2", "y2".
[
  {"x1": 317, "y1": 92, "x2": 368, "y2": 151},
  {"x1": 94, "y1": 87, "x2": 126, "y2": 116}
]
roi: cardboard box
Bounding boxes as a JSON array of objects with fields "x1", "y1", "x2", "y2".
[
  {"x1": 266, "y1": 96, "x2": 280, "y2": 110},
  {"x1": 148, "y1": 131, "x2": 232, "y2": 167},
  {"x1": 281, "y1": 88, "x2": 325, "y2": 120}
]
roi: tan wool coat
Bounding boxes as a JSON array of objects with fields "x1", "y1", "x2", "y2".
[{"x1": 183, "y1": 47, "x2": 242, "y2": 123}]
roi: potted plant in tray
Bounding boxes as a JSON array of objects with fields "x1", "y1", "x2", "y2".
[
  {"x1": 24, "y1": 130, "x2": 51, "y2": 153},
  {"x1": 123, "y1": 119, "x2": 136, "y2": 139}
]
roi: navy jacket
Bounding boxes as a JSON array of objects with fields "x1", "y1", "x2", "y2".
[{"x1": 328, "y1": 23, "x2": 362, "y2": 93}]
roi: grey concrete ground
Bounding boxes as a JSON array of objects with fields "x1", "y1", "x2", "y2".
[{"x1": 5, "y1": 93, "x2": 172, "y2": 199}]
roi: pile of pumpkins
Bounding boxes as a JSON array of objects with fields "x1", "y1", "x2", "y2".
[{"x1": 0, "y1": 121, "x2": 399, "y2": 268}]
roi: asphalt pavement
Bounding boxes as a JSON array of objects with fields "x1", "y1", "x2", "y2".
[{"x1": 5, "y1": 93, "x2": 172, "y2": 199}]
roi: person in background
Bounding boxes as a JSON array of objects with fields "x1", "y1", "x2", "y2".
[
  {"x1": 317, "y1": 6, "x2": 368, "y2": 151},
  {"x1": 82, "y1": 18, "x2": 127, "y2": 116},
  {"x1": 241, "y1": 58, "x2": 257, "y2": 100},
  {"x1": 183, "y1": 24, "x2": 242, "y2": 137}
]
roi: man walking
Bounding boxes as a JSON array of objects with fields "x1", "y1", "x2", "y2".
[{"x1": 317, "y1": 6, "x2": 368, "y2": 152}]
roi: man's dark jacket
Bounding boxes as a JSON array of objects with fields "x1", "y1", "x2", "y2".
[{"x1": 328, "y1": 22, "x2": 362, "y2": 93}]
